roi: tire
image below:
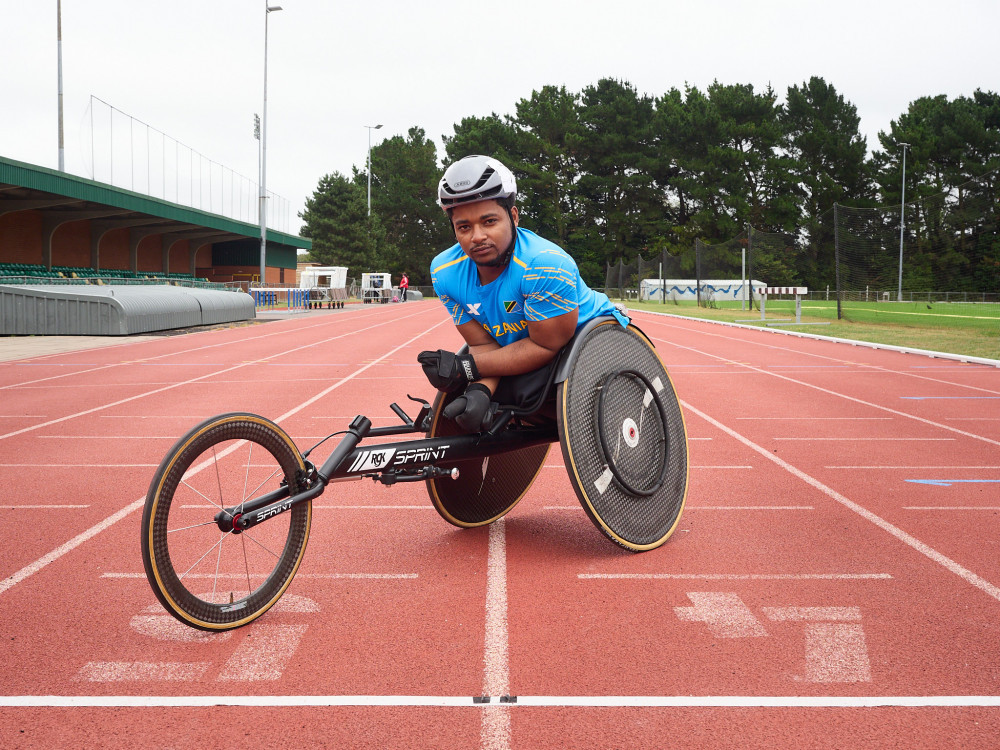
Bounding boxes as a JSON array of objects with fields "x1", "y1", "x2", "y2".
[
  {"x1": 557, "y1": 322, "x2": 688, "y2": 551},
  {"x1": 141, "y1": 413, "x2": 309, "y2": 631},
  {"x1": 425, "y1": 389, "x2": 549, "y2": 528}
]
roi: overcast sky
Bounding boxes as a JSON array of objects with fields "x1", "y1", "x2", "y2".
[{"x1": 2, "y1": 0, "x2": 997, "y2": 235}]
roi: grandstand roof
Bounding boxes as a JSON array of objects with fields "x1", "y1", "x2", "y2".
[{"x1": 0, "y1": 154, "x2": 310, "y2": 252}]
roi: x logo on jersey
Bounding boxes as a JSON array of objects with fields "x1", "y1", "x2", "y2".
[{"x1": 466, "y1": 303, "x2": 482, "y2": 316}]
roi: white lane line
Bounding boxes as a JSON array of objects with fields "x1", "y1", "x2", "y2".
[
  {"x1": 99, "y1": 415, "x2": 211, "y2": 419},
  {"x1": 175, "y1": 505, "x2": 435, "y2": 510},
  {"x1": 0, "y1": 498, "x2": 146, "y2": 595},
  {"x1": 0, "y1": 464, "x2": 158, "y2": 468},
  {"x1": 309, "y1": 505, "x2": 436, "y2": 510},
  {"x1": 577, "y1": 573, "x2": 892, "y2": 581},
  {"x1": 687, "y1": 505, "x2": 815, "y2": 510},
  {"x1": 736, "y1": 417, "x2": 893, "y2": 421},
  {"x1": 827, "y1": 466, "x2": 1000, "y2": 470},
  {"x1": 0, "y1": 313, "x2": 362, "y2": 391},
  {"x1": 101, "y1": 572, "x2": 418, "y2": 580},
  {"x1": 3, "y1": 505, "x2": 89, "y2": 509},
  {"x1": 481, "y1": 517, "x2": 511, "y2": 750},
  {"x1": 6, "y1": 695, "x2": 1000, "y2": 708},
  {"x1": 640, "y1": 312, "x2": 1000, "y2": 394},
  {"x1": 552, "y1": 464, "x2": 754, "y2": 470},
  {"x1": 546, "y1": 505, "x2": 814, "y2": 511},
  {"x1": 652, "y1": 330, "x2": 1000, "y2": 448},
  {"x1": 775, "y1": 437, "x2": 955, "y2": 441},
  {"x1": 0, "y1": 308, "x2": 436, "y2": 442},
  {"x1": 37, "y1": 435, "x2": 178, "y2": 439},
  {"x1": 904, "y1": 507, "x2": 1000, "y2": 511},
  {"x1": 0, "y1": 317, "x2": 446, "y2": 597},
  {"x1": 682, "y1": 401, "x2": 1000, "y2": 604}
]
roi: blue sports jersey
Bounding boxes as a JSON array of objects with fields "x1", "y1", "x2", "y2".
[{"x1": 430, "y1": 227, "x2": 627, "y2": 345}]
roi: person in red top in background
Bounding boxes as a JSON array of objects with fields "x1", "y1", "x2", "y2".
[{"x1": 399, "y1": 272, "x2": 409, "y2": 302}]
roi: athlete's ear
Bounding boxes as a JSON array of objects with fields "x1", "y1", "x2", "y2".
[{"x1": 510, "y1": 205, "x2": 519, "y2": 227}]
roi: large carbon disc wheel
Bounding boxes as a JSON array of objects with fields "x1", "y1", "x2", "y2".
[
  {"x1": 558, "y1": 322, "x2": 688, "y2": 551},
  {"x1": 425, "y1": 391, "x2": 549, "y2": 528},
  {"x1": 141, "y1": 413, "x2": 309, "y2": 630}
]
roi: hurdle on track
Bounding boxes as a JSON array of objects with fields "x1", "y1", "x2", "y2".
[
  {"x1": 738, "y1": 287, "x2": 830, "y2": 327},
  {"x1": 251, "y1": 288, "x2": 310, "y2": 312}
]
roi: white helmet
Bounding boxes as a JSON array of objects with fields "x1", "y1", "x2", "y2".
[{"x1": 437, "y1": 155, "x2": 517, "y2": 211}]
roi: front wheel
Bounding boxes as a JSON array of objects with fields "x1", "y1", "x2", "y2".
[{"x1": 140, "y1": 413, "x2": 310, "y2": 630}]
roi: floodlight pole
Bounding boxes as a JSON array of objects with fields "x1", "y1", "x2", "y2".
[
  {"x1": 897, "y1": 142, "x2": 909, "y2": 302},
  {"x1": 57, "y1": 0, "x2": 65, "y2": 171},
  {"x1": 366, "y1": 124, "x2": 383, "y2": 216},
  {"x1": 259, "y1": 3, "x2": 282, "y2": 287}
]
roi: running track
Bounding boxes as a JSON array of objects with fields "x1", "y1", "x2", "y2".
[{"x1": 1, "y1": 301, "x2": 999, "y2": 748}]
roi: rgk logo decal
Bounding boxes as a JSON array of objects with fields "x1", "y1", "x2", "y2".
[{"x1": 349, "y1": 448, "x2": 396, "y2": 473}]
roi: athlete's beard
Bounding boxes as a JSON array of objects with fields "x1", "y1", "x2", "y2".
[{"x1": 476, "y1": 209, "x2": 517, "y2": 269}]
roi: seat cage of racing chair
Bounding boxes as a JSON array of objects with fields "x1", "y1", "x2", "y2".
[{"x1": 456, "y1": 316, "x2": 630, "y2": 430}]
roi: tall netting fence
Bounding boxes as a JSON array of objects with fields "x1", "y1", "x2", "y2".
[
  {"x1": 830, "y1": 171, "x2": 1000, "y2": 321},
  {"x1": 603, "y1": 248, "x2": 688, "y2": 302},
  {"x1": 606, "y1": 227, "x2": 796, "y2": 309},
  {"x1": 695, "y1": 228, "x2": 799, "y2": 308},
  {"x1": 694, "y1": 232, "x2": 749, "y2": 308}
]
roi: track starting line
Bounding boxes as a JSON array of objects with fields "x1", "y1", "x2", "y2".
[{"x1": 4, "y1": 695, "x2": 1000, "y2": 708}]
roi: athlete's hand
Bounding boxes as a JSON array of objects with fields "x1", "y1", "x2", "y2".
[
  {"x1": 417, "y1": 349, "x2": 481, "y2": 393},
  {"x1": 442, "y1": 383, "x2": 497, "y2": 432}
]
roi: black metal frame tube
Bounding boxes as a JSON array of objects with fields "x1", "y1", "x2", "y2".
[{"x1": 230, "y1": 419, "x2": 558, "y2": 531}]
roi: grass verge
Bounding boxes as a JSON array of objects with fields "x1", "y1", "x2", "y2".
[{"x1": 623, "y1": 299, "x2": 1000, "y2": 361}]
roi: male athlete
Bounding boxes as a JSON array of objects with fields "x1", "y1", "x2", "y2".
[{"x1": 418, "y1": 155, "x2": 628, "y2": 432}]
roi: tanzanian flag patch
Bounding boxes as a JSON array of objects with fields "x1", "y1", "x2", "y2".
[{"x1": 503, "y1": 300, "x2": 522, "y2": 314}]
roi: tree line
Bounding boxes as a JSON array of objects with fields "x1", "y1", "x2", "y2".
[{"x1": 299, "y1": 77, "x2": 1000, "y2": 290}]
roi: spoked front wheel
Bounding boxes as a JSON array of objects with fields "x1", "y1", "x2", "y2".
[{"x1": 141, "y1": 413, "x2": 310, "y2": 630}]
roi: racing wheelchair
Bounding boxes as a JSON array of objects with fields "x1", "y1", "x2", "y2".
[{"x1": 140, "y1": 317, "x2": 689, "y2": 631}]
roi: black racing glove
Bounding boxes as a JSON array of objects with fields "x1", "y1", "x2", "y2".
[
  {"x1": 417, "y1": 349, "x2": 481, "y2": 393},
  {"x1": 442, "y1": 383, "x2": 498, "y2": 432}
]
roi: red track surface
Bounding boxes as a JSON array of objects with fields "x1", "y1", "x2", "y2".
[{"x1": 2, "y1": 301, "x2": 999, "y2": 748}]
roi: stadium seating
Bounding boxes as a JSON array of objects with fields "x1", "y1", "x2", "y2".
[{"x1": 0, "y1": 264, "x2": 208, "y2": 285}]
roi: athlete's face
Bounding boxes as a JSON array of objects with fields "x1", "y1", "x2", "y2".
[{"x1": 450, "y1": 200, "x2": 519, "y2": 268}]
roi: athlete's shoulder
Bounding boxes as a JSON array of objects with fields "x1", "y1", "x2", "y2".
[
  {"x1": 515, "y1": 229, "x2": 578, "y2": 278},
  {"x1": 430, "y1": 243, "x2": 471, "y2": 280},
  {"x1": 514, "y1": 228, "x2": 575, "y2": 266}
]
